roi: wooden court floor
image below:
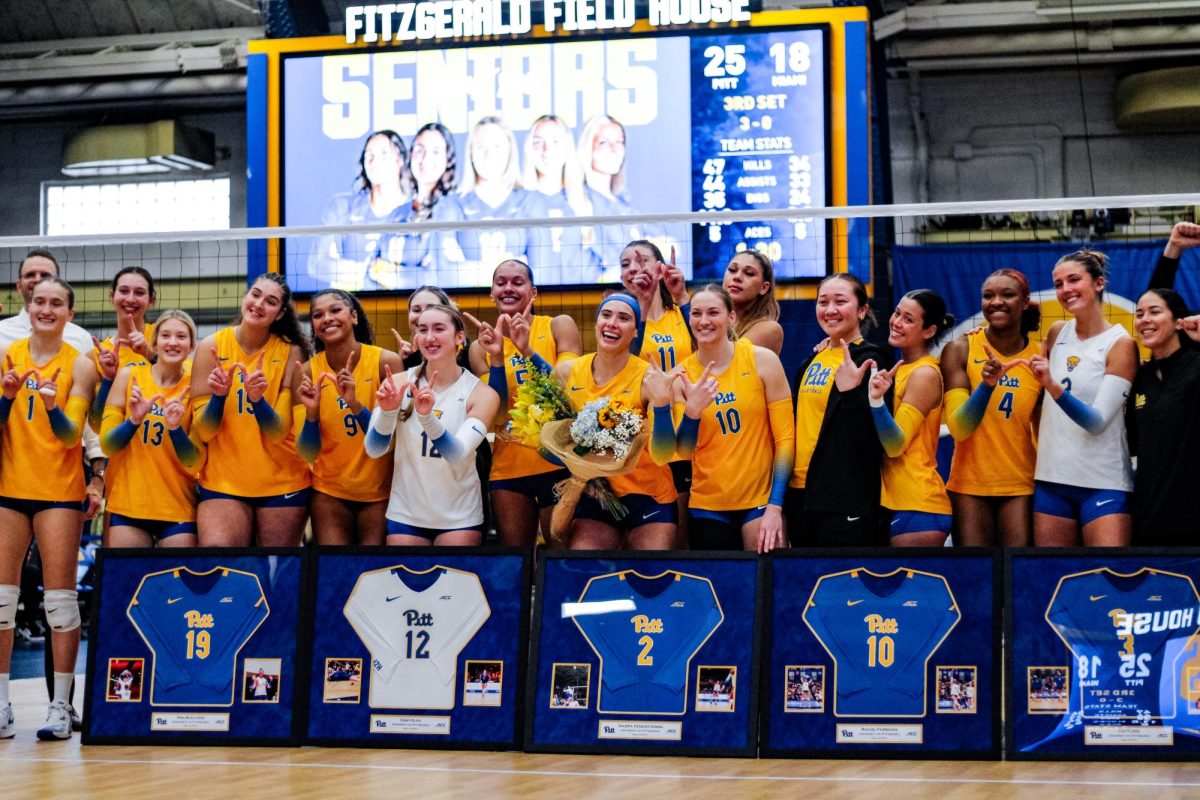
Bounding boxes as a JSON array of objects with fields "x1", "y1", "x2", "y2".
[{"x1": 4, "y1": 678, "x2": 1200, "y2": 799}]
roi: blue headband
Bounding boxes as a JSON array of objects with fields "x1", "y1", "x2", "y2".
[{"x1": 598, "y1": 293, "x2": 641, "y2": 327}]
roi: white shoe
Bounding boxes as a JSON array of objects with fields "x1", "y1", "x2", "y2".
[
  {"x1": 0, "y1": 704, "x2": 13, "y2": 739},
  {"x1": 68, "y1": 704, "x2": 81, "y2": 732},
  {"x1": 36, "y1": 701, "x2": 71, "y2": 741}
]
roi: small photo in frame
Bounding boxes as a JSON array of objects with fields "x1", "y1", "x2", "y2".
[
  {"x1": 784, "y1": 665, "x2": 824, "y2": 713},
  {"x1": 550, "y1": 663, "x2": 590, "y2": 709},
  {"x1": 323, "y1": 658, "x2": 363, "y2": 704},
  {"x1": 695, "y1": 666, "x2": 736, "y2": 712},
  {"x1": 106, "y1": 658, "x2": 144, "y2": 703},
  {"x1": 935, "y1": 666, "x2": 977, "y2": 713},
  {"x1": 1027, "y1": 666, "x2": 1069, "y2": 714},
  {"x1": 243, "y1": 658, "x2": 282, "y2": 703},
  {"x1": 464, "y1": 660, "x2": 503, "y2": 707}
]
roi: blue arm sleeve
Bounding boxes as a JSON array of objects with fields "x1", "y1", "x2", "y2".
[
  {"x1": 630, "y1": 319, "x2": 646, "y2": 357},
  {"x1": 364, "y1": 406, "x2": 397, "y2": 458},
  {"x1": 297, "y1": 418, "x2": 321, "y2": 464},
  {"x1": 0, "y1": 395, "x2": 12, "y2": 428},
  {"x1": 488, "y1": 365, "x2": 508, "y2": 409},
  {"x1": 251, "y1": 398, "x2": 284, "y2": 437},
  {"x1": 528, "y1": 352, "x2": 553, "y2": 376},
  {"x1": 1054, "y1": 390, "x2": 1107, "y2": 435},
  {"x1": 676, "y1": 414, "x2": 701, "y2": 458},
  {"x1": 90, "y1": 378, "x2": 113, "y2": 430},
  {"x1": 102, "y1": 419, "x2": 138, "y2": 454},
  {"x1": 354, "y1": 406, "x2": 371, "y2": 435},
  {"x1": 167, "y1": 426, "x2": 203, "y2": 470},
  {"x1": 648, "y1": 404, "x2": 676, "y2": 464}
]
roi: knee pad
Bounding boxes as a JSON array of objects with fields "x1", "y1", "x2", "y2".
[
  {"x1": 43, "y1": 589, "x2": 81, "y2": 632},
  {"x1": 0, "y1": 585, "x2": 18, "y2": 630}
]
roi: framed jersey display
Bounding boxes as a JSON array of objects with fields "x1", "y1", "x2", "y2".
[
  {"x1": 304, "y1": 547, "x2": 531, "y2": 749},
  {"x1": 525, "y1": 552, "x2": 762, "y2": 757},
  {"x1": 1007, "y1": 549, "x2": 1200, "y2": 760},
  {"x1": 83, "y1": 549, "x2": 308, "y2": 746},
  {"x1": 761, "y1": 549, "x2": 1001, "y2": 759}
]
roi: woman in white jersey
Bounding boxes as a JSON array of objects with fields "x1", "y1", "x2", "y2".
[
  {"x1": 365, "y1": 304, "x2": 499, "y2": 545},
  {"x1": 1030, "y1": 249, "x2": 1137, "y2": 546}
]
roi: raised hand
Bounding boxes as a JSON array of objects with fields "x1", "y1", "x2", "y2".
[
  {"x1": 641, "y1": 360, "x2": 679, "y2": 407},
  {"x1": 376, "y1": 364, "x2": 408, "y2": 412},
  {"x1": 36, "y1": 368, "x2": 62, "y2": 410},
  {"x1": 1182, "y1": 314, "x2": 1200, "y2": 343},
  {"x1": 414, "y1": 370, "x2": 437, "y2": 416},
  {"x1": 833, "y1": 341, "x2": 875, "y2": 392},
  {"x1": 1166, "y1": 221, "x2": 1200, "y2": 257},
  {"x1": 390, "y1": 327, "x2": 414, "y2": 362},
  {"x1": 663, "y1": 245, "x2": 688, "y2": 305},
  {"x1": 296, "y1": 364, "x2": 320, "y2": 416},
  {"x1": 243, "y1": 352, "x2": 268, "y2": 404},
  {"x1": 868, "y1": 360, "x2": 902, "y2": 402},
  {"x1": 1029, "y1": 353, "x2": 1054, "y2": 391},
  {"x1": 337, "y1": 348, "x2": 359, "y2": 411},
  {"x1": 93, "y1": 336, "x2": 119, "y2": 381},
  {"x1": 628, "y1": 249, "x2": 658, "y2": 308},
  {"x1": 979, "y1": 344, "x2": 1029, "y2": 388},
  {"x1": 464, "y1": 311, "x2": 506, "y2": 362},
  {"x1": 2, "y1": 355, "x2": 27, "y2": 401},
  {"x1": 207, "y1": 346, "x2": 239, "y2": 397},
  {"x1": 163, "y1": 390, "x2": 190, "y2": 430},
  {"x1": 509, "y1": 299, "x2": 533, "y2": 355},
  {"x1": 123, "y1": 312, "x2": 151, "y2": 359},
  {"x1": 680, "y1": 361, "x2": 719, "y2": 418}
]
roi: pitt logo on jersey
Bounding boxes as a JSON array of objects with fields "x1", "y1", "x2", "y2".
[
  {"x1": 803, "y1": 363, "x2": 832, "y2": 388},
  {"x1": 714, "y1": 390, "x2": 737, "y2": 406},
  {"x1": 998, "y1": 375, "x2": 1020, "y2": 389},
  {"x1": 631, "y1": 614, "x2": 664, "y2": 633},
  {"x1": 403, "y1": 610, "x2": 434, "y2": 627},
  {"x1": 184, "y1": 611, "x2": 214, "y2": 629},
  {"x1": 1066, "y1": 355, "x2": 1081, "y2": 372},
  {"x1": 508, "y1": 354, "x2": 525, "y2": 368},
  {"x1": 864, "y1": 614, "x2": 898, "y2": 634},
  {"x1": 650, "y1": 334, "x2": 675, "y2": 345}
]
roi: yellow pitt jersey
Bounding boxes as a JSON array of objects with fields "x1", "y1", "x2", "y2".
[
  {"x1": 684, "y1": 340, "x2": 773, "y2": 510},
  {"x1": 199, "y1": 327, "x2": 310, "y2": 496},
  {"x1": 790, "y1": 342, "x2": 848, "y2": 488},
  {"x1": 310, "y1": 344, "x2": 391, "y2": 502},
  {"x1": 880, "y1": 355, "x2": 952, "y2": 514},
  {"x1": 492, "y1": 314, "x2": 561, "y2": 482},
  {"x1": 566, "y1": 354, "x2": 676, "y2": 504},
  {"x1": 639, "y1": 306, "x2": 693, "y2": 372},
  {"x1": 107, "y1": 362, "x2": 196, "y2": 521},
  {"x1": 92, "y1": 323, "x2": 154, "y2": 372},
  {"x1": 947, "y1": 333, "x2": 1040, "y2": 496},
  {"x1": 0, "y1": 338, "x2": 86, "y2": 502}
]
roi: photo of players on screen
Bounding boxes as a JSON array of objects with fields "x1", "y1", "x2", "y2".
[
  {"x1": 464, "y1": 660, "x2": 503, "y2": 707},
  {"x1": 323, "y1": 657, "x2": 363, "y2": 704},
  {"x1": 243, "y1": 658, "x2": 282, "y2": 703},
  {"x1": 784, "y1": 665, "x2": 824, "y2": 713},
  {"x1": 106, "y1": 658, "x2": 145, "y2": 703},
  {"x1": 695, "y1": 666, "x2": 736, "y2": 712},
  {"x1": 550, "y1": 663, "x2": 590, "y2": 709},
  {"x1": 935, "y1": 666, "x2": 977, "y2": 713},
  {"x1": 1027, "y1": 666, "x2": 1069, "y2": 714}
]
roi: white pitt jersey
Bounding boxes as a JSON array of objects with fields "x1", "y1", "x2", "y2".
[
  {"x1": 1036, "y1": 320, "x2": 1133, "y2": 491},
  {"x1": 344, "y1": 566, "x2": 490, "y2": 709},
  {"x1": 388, "y1": 365, "x2": 484, "y2": 529}
]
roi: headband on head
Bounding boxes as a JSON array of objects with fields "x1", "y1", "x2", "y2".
[{"x1": 598, "y1": 293, "x2": 641, "y2": 328}]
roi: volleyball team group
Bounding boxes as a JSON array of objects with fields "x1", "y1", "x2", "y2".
[{"x1": 1, "y1": 222, "x2": 1199, "y2": 741}]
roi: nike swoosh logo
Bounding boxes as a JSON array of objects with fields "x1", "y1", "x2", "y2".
[
  {"x1": 847, "y1": 599, "x2": 865, "y2": 606},
  {"x1": 167, "y1": 598, "x2": 182, "y2": 604},
  {"x1": 570, "y1": 386, "x2": 583, "y2": 391},
  {"x1": 846, "y1": 516, "x2": 861, "y2": 522},
  {"x1": 283, "y1": 491, "x2": 303, "y2": 500},
  {"x1": 1096, "y1": 499, "x2": 1115, "y2": 507},
  {"x1": 1090, "y1": 595, "x2": 1107, "y2": 601},
  {"x1": 973, "y1": 358, "x2": 988, "y2": 364},
  {"x1": 386, "y1": 595, "x2": 402, "y2": 602},
  {"x1": 641, "y1": 509, "x2": 662, "y2": 521}
]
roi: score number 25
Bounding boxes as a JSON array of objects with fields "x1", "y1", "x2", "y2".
[{"x1": 703, "y1": 42, "x2": 812, "y2": 78}]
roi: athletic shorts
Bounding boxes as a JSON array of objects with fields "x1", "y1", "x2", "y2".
[
  {"x1": 888, "y1": 510, "x2": 953, "y2": 537},
  {"x1": 108, "y1": 513, "x2": 196, "y2": 540},
  {"x1": 489, "y1": 469, "x2": 569, "y2": 509},
  {"x1": 1034, "y1": 480, "x2": 1128, "y2": 526},
  {"x1": 690, "y1": 506, "x2": 768, "y2": 528},
  {"x1": 575, "y1": 492, "x2": 678, "y2": 533},
  {"x1": 0, "y1": 496, "x2": 85, "y2": 517},
  {"x1": 197, "y1": 485, "x2": 311, "y2": 509},
  {"x1": 669, "y1": 461, "x2": 692, "y2": 493},
  {"x1": 386, "y1": 519, "x2": 484, "y2": 540},
  {"x1": 689, "y1": 506, "x2": 768, "y2": 551}
]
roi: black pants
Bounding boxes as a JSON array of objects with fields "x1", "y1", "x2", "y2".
[{"x1": 785, "y1": 487, "x2": 886, "y2": 548}]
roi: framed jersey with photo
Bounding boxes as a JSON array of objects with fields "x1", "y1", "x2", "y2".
[
  {"x1": 525, "y1": 551, "x2": 762, "y2": 757},
  {"x1": 761, "y1": 549, "x2": 1001, "y2": 759},
  {"x1": 1007, "y1": 549, "x2": 1200, "y2": 760},
  {"x1": 303, "y1": 547, "x2": 531, "y2": 749},
  {"x1": 82, "y1": 548, "x2": 309, "y2": 746}
]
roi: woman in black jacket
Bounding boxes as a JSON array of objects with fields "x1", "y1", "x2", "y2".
[{"x1": 786, "y1": 273, "x2": 893, "y2": 546}]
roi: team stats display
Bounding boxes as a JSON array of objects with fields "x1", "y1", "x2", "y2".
[
  {"x1": 1008, "y1": 552, "x2": 1200, "y2": 760},
  {"x1": 280, "y1": 25, "x2": 829, "y2": 292}
]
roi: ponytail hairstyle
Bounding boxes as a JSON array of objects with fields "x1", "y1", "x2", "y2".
[
  {"x1": 1140, "y1": 288, "x2": 1195, "y2": 351},
  {"x1": 904, "y1": 288, "x2": 955, "y2": 345},
  {"x1": 310, "y1": 288, "x2": 374, "y2": 352},
  {"x1": 621, "y1": 239, "x2": 675, "y2": 309},
  {"x1": 728, "y1": 250, "x2": 780, "y2": 340},
  {"x1": 239, "y1": 273, "x2": 312, "y2": 360},
  {"x1": 150, "y1": 309, "x2": 197, "y2": 357},
  {"x1": 400, "y1": 303, "x2": 466, "y2": 422},
  {"x1": 818, "y1": 273, "x2": 876, "y2": 330},
  {"x1": 687, "y1": 284, "x2": 737, "y2": 349},
  {"x1": 110, "y1": 265, "x2": 157, "y2": 304},
  {"x1": 1055, "y1": 248, "x2": 1109, "y2": 298},
  {"x1": 986, "y1": 268, "x2": 1041, "y2": 335}
]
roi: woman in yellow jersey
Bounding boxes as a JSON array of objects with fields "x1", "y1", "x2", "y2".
[
  {"x1": 90, "y1": 266, "x2": 157, "y2": 428},
  {"x1": 864, "y1": 289, "x2": 956, "y2": 547},
  {"x1": 787, "y1": 274, "x2": 894, "y2": 547},
  {"x1": 296, "y1": 289, "x2": 404, "y2": 545},
  {"x1": 190, "y1": 273, "x2": 312, "y2": 547},
  {"x1": 99, "y1": 311, "x2": 203, "y2": 547},
  {"x1": 552, "y1": 293, "x2": 679, "y2": 550},
  {"x1": 0, "y1": 278, "x2": 98, "y2": 740},
  {"x1": 675, "y1": 285, "x2": 794, "y2": 552},
  {"x1": 941, "y1": 270, "x2": 1042, "y2": 546},
  {"x1": 466, "y1": 260, "x2": 580, "y2": 547},
  {"x1": 722, "y1": 251, "x2": 783, "y2": 354}
]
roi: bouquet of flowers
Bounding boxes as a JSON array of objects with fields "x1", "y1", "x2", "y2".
[{"x1": 505, "y1": 363, "x2": 647, "y2": 544}]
